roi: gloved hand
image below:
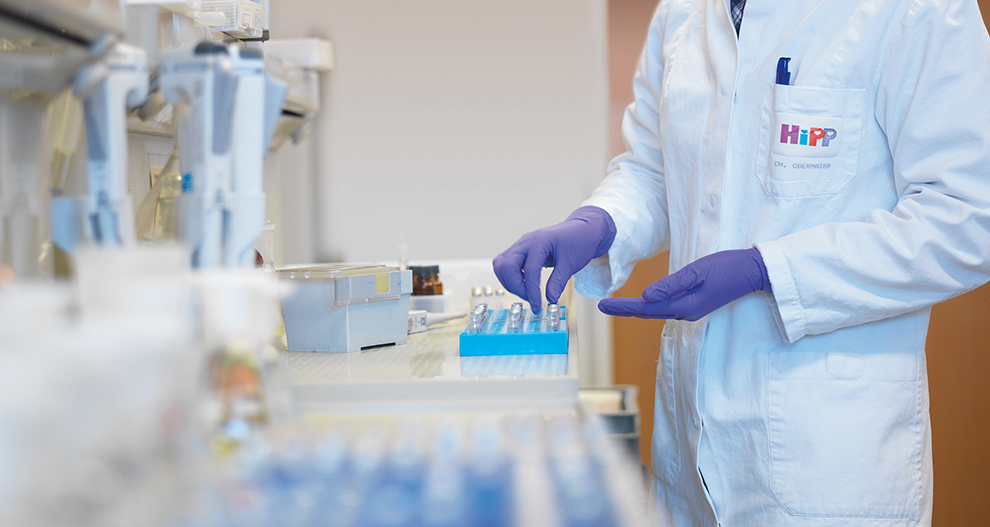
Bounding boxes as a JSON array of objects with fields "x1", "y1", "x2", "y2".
[
  {"x1": 598, "y1": 248, "x2": 771, "y2": 321},
  {"x1": 493, "y1": 206, "x2": 616, "y2": 314}
]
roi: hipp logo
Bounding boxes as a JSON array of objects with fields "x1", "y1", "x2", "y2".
[
  {"x1": 772, "y1": 112, "x2": 843, "y2": 158},
  {"x1": 779, "y1": 124, "x2": 837, "y2": 147}
]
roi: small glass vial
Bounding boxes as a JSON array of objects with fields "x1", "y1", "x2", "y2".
[
  {"x1": 546, "y1": 303, "x2": 561, "y2": 331},
  {"x1": 470, "y1": 286, "x2": 483, "y2": 309},
  {"x1": 470, "y1": 304, "x2": 489, "y2": 333},
  {"x1": 508, "y1": 302, "x2": 524, "y2": 331},
  {"x1": 494, "y1": 288, "x2": 506, "y2": 309}
]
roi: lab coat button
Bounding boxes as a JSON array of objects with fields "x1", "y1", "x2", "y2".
[{"x1": 708, "y1": 194, "x2": 718, "y2": 209}]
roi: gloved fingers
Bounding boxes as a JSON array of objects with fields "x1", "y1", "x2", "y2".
[
  {"x1": 597, "y1": 297, "x2": 679, "y2": 319},
  {"x1": 545, "y1": 265, "x2": 575, "y2": 305},
  {"x1": 522, "y1": 247, "x2": 550, "y2": 314},
  {"x1": 492, "y1": 249, "x2": 528, "y2": 301},
  {"x1": 642, "y1": 266, "x2": 702, "y2": 302}
]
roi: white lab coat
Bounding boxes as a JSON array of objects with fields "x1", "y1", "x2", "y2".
[{"x1": 574, "y1": 0, "x2": 990, "y2": 525}]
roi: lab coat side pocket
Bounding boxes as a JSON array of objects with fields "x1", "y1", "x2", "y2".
[
  {"x1": 756, "y1": 84, "x2": 866, "y2": 198},
  {"x1": 651, "y1": 327, "x2": 681, "y2": 485},
  {"x1": 767, "y1": 327, "x2": 923, "y2": 519}
]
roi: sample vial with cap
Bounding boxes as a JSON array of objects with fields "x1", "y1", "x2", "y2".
[
  {"x1": 494, "y1": 288, "x2": 506, "y2": 309},
  {"x1": 482, "y1": 285, "x2": 497, "y2": 309},
  {"x1": 470, "y1": 304, "x2": 489, "y2": 333},
  {"x1": 469, "y1": 286, "x2": 483, "y2": 310},
  {"x1": 508, "y1": 302, "x2": 524, "y2": 331},
  {"x1": 546, "y1": 303, "x2": 561, "y2": 331}
]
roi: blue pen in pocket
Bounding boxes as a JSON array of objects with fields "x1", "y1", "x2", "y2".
[{"x1": 776, "y1": 57, "x2": 791, "y2": 85}]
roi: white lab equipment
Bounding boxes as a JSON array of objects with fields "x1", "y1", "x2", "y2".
[
  {"x1": 200, "y1": 0, "x2": 265, "y2": 40},
  {"x1": 0, "y1": 247, "x2": 205, "y2": 527},
  {"x1": 160, "y1": 41, "x2": 287, "y2": 269},
  {"x1": 0, "y1": 0, "x2": 123, "y2": 92},
  {"x1": 225, "y1": 45, "x2": 286, "y2": 267},
  {"x1": 261, "y1": 38, "x2": 332, "y2": 152},
  {"x1": 0, "y1": 317, "x2": 204, "y2": 527},
  {"x1": 407, "y1": 310, "x2": 466, "y2": 334},
  {"x1": 160, "y1": 41, "x2": 238, "y2": 269},
  {"x1": 0, "y1": 0, "x2": 123, "y2": 279},
  {"x1": 277, "y1": 264, "x2": 413, "y2": 352},
  {"x1": 51, "y1": 43, "x2": 149, "y2": 253},
  {"x1": 0, "y1": 100, "x2": 48, "y2": 278}
]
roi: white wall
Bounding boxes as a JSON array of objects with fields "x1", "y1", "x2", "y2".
[
  {"x1": 267, "y1": 0, "x2": 614, "y2": 385},
  {"x1": 269, "y1": 0, "x2": 609, "y2": 262}
]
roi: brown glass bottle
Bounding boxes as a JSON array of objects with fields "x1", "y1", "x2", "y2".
[{"x1": 410, "y1": 265, "x2": 443, "y2": 296}]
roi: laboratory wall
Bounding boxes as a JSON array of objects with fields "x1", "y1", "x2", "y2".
[
  {"x1": 609, "y1": 1, "x2": 990, "y2": 525},
  {"x1": 268, "y1": 0, "x2": 610, "y2": 264}
]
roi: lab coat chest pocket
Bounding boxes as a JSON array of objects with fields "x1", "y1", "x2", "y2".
[
  {"x1": 767, "y1": 319, "x2": 924, "y2": 519},
  {"x1": 651, "y1": 326, "x2": 681, "y2": 485},
  {"x1": 756, "y1": 84, "x2": 866, "y2": 198}
]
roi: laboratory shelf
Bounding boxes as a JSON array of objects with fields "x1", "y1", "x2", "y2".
[{"x1": 284, "y1": 319, "x2": 580, "y2": 415}]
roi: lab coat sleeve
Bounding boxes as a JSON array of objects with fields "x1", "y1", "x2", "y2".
[
  {"x1": 573, "y1": 5, "x2": 671, "y2": 300},
  {"x1": 756, "y1": 0, "x2": 990, "y2": 343}
]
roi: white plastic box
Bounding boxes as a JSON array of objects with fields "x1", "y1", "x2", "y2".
[
  {"x1": 409, "y1": 293, "x2": 449, "y2": 313},
  {"x1": 277, "y1": 265, "x2": 412, "y2": 352},
  {"x1": 200, "y1": 0, "x2": 264, "y2": 39}
]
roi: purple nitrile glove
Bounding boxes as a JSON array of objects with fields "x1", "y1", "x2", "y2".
[
  {"x1": 598, "y1": 248, "x2": 771, "y2": 321},
  {"x1": 493, "y1": 206, "x2": 616, "y2": 314}
]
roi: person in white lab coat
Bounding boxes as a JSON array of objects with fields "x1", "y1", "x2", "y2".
[{"x1": 493, "y1": 0, "x2": 990, "y2": 525}]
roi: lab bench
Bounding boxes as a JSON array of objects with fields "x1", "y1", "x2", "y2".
[{"x1": 285, "y1": 317, "x2": 580, "y2": 416}]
